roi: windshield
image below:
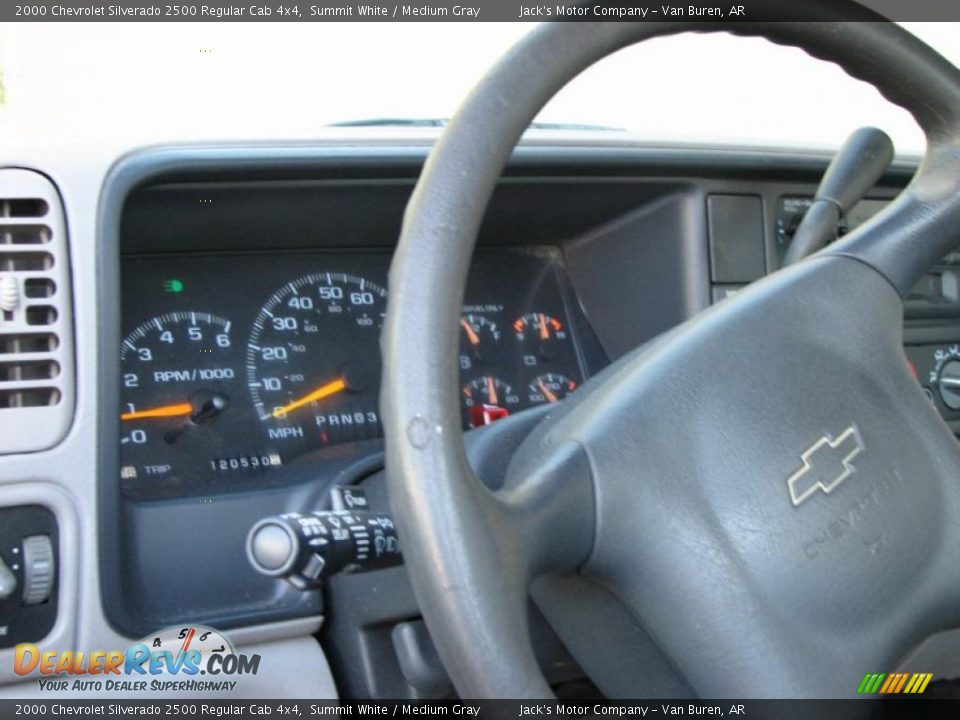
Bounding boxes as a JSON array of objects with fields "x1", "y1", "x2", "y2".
[{"x1": 0, "y1": 22, "x2": 956, "y2": 153}]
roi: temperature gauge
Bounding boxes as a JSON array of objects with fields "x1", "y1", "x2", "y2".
[{"x1": 528, "y1": 373, "x2": 578, "y2": 405}]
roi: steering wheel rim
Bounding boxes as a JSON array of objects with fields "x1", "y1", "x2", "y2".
[{"x1": 382, "y1": 13, "x2": 960, "y2": 699}]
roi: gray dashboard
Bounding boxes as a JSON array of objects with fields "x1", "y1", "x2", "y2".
[{"x1": 3, "y1": 136, "x2": 952, "y2": 699}]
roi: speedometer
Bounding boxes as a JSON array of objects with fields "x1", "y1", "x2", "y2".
[{"x1": 247, "y1": 273, "x2": 387, "y2": 456}]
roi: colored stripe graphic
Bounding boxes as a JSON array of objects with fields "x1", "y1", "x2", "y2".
[
  {"x1": 857, "y1": 674, "x2": 885, "y2": 694},
  {"x1": 858, "y1": 672, "x2": 933, "y2": 694},
  {"x1": 893, "y1": 674, "x2": 909, "y2": 693},
  {"x1": 879, "y1": 674, "x2": 897, "y2": 693}
]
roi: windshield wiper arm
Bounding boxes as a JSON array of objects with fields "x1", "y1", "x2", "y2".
[{"x1": 329, "y1": 117, "x2": 623, "y2": 131}]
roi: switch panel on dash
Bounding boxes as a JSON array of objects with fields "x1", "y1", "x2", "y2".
[
  {"x1": 707, "y1": 194, "x2": 765, "y2": 284},
  {"x1": 21, "y1": 535, "x2": 55, "y2": 605},
  {"x1": 0, "y1": 505, "x2": 59, "y2": 649}
]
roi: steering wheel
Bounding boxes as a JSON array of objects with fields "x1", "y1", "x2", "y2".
[{"x1": 381, "y1": 12, "x2": 960, "y2": 698}]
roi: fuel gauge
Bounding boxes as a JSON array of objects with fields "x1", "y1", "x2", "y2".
[{"x1": 459, "y1": 314, "x2": 501, "y2": 369}]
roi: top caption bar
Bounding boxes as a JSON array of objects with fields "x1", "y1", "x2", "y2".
[{"x1": 3, "y1": 0, "x2": 960, "y2": 21}]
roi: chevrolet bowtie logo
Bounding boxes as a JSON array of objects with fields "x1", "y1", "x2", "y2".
[{"x1": 787, "y1": 425, "x2": 864, "y2": 507}]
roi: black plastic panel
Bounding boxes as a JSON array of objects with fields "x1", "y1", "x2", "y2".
[
  {"x1": 707, "y1": 194, "x2": 766, "y2": 283},
  {"x1": 0, "y1": 505, "x2": 58, "y2": 649},
  {"x1": 564, "y1": 188, "x2": 710, "y2": 360},
  {"x1": 121, "y1": 178, "x2": 683, "y2": 254}
]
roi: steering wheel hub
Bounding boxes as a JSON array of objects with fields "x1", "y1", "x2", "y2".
[{"x1": 510, "y1": 255, "x2": 956, "y2": 696}]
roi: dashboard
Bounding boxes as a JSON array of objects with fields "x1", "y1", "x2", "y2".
[
  {"x1": 97, "y1": 146, "x2": 941, "y2": 651},
  {"x1": 7, "y1": 135, "x2": 960, "y2": 700},
  {"x1": 119, "y1": 249, "x2": 590, "y2": 499}
]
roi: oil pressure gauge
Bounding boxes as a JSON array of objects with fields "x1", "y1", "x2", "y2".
[{"x1": 461, "y1": 375, "x2": 520, "y2": 428}]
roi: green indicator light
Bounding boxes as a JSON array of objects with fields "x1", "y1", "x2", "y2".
[{"x1": 163, "y1": 279, "x2": 185, "y2": 293}]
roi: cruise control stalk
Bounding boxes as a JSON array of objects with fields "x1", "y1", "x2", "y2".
[{"x1": 246, "y1": 487, "x2": 401, "y2": 587}]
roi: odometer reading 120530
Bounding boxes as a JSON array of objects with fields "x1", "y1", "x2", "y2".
[{"x1": 246, "y1": 272, "x2": 387, "y2": 455}]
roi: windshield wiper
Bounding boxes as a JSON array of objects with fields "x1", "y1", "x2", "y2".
[{"x1": 329, "y1": 117, "x2": 623, "y2": 132}]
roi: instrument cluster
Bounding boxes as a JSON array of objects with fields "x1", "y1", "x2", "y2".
[{"x1": 119, "y1": 249, "x2": 588, "y2": 498}]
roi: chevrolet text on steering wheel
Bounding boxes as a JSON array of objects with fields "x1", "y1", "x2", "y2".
[{"x1": 382, "y1": 10, "x2": 960, "y2": 698}]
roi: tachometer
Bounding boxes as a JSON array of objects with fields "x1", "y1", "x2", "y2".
[
  {"x1": 247, "y1": 273, "x2": 386, "y2": 455},
  {"x1": 119, "y1": 312, "x2": 243, "y2": 487}
]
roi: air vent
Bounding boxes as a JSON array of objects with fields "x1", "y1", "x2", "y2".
[{"x1": 0, "y1": 169, "x2": 74, "y2": 452}]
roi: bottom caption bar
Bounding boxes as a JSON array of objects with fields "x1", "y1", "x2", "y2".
[{"x1": 2, "y1": 700, "x2": 960, "y2": 720}]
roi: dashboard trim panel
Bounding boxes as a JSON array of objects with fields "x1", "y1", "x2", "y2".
[{"x1": 96, "y1": 141, "x2": 918, "y2": 639}]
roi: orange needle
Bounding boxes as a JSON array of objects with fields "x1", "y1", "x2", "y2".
[
  {"x1": 486, "y1": 377, "x2": 499, "y2": 405},
  {"x1": 539, "y1": 314, "x2": 549, "y2": 341},
  {"x1": 121, "y1": 402, "x2": 193, "y2": 421},
  {"x1": 538, "y1": 380, "x2": 559, "y2": 404},
  {"x1": 461, "y1": 318, "x2": 480, "y2": 346},
  {"x1": 272, "y1": 378, "x2": 347, "y2": 418}
]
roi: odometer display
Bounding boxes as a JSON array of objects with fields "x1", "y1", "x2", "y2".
[{"x1": 247, "y1": 272, "x2": 387, "y2": 456}]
